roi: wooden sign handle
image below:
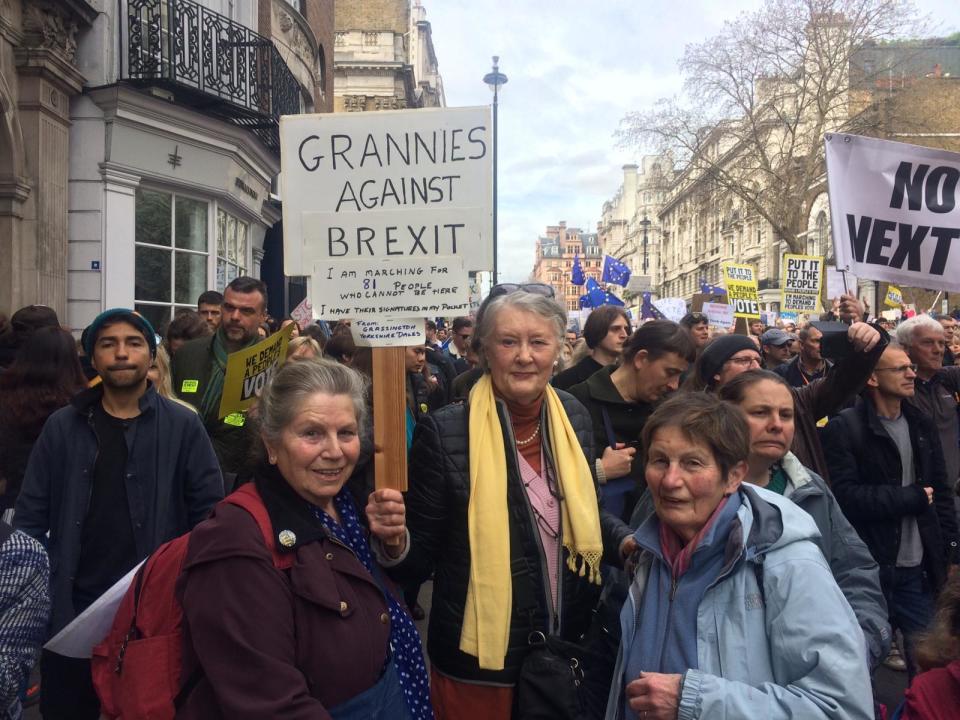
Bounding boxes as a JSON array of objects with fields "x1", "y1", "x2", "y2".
[{"x1": 372, "y1": 346, "x2": 408, "y2": 494}]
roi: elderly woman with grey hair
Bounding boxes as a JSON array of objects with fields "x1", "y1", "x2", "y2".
[
  {"x1": 177, "y1": 359, "x2": 430, "y2": 719},
  {"x1": 383, "y1": 284, "x2": 632, "y2": 719}
]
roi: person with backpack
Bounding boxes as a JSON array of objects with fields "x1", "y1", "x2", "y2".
[
  {"x1": 14, "y1": 309, "x2": 223, "y2": 720},
  {"x1": 175, "y1": 359, "x2": 431, "y2": 719}
]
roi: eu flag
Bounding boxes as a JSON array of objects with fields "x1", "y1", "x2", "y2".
[
  {"x1": 571, "y1": 252, "x2": 585, "y2": 286},
  {"x1": 602, "y1": 255, "x2": 632, "y2": 286},
  {"x1": 579, "y1": 277, "x2": 606, "y2": 308},
  {"x1": 700, "y1": 282, "x2": 723, "y2": 295},
  {"x1": 604, "y1": 291, "x2": 625, "y2": 307}
]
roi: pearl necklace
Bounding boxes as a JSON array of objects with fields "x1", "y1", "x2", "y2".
[{"x1": 515, "y1": 421, "x2": 542, "y2": 447}]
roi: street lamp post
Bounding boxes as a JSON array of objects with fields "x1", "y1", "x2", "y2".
[
  {"x1": 639, "y1": 215, "x2": 651, "y2": 274},
  {"x1": 483, "y1": 56, "x2": 507, "y2": 284}
]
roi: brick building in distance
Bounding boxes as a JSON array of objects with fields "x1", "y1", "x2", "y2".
[{"x1": 531, "y1": 222, "x2": 604, "y2": 313}]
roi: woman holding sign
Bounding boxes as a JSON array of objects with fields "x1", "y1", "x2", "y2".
[
  {"x1": 382, "y1": 286, "x2": 632, "y2": 719},
  {"x1": 177, "y1": 360, "x2": 431, "y2": 719}
]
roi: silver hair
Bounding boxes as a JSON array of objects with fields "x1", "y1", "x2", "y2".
[
  {"x1": 475, "y1": 292, "x2": 566, "y2": 371},
  {"x1": 259, "y1": 357, "x2": 369, "y2": 441},
  {"x1": 895, "y1": 315, "x2": 944, "y2": 348}
]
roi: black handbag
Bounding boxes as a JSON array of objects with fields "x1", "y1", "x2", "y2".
[{"x1": 516, "y1": 630, "x2": 592, "y2": 720}]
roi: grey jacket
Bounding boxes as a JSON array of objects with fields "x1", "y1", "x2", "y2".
[
  {"x1": 608, "y1": 485, "x2": 873, "y2": 720},
  {"x1": 779, "y1": 452, "x2": 891, "y2": 670}
]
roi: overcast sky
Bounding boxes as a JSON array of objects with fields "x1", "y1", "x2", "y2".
[{"x1": 424, "y1": 1, "x2": 960, "y2": 282}]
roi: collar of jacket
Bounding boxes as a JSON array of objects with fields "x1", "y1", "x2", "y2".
[
  {"x1": 253, "y1": 464, "x2": 329, "y2": 554},
  {"x1": 780, "y1": 452, "x2": 816, "y2": 495},
  {"x1": 584, "y1": 364, "x2": 640, "y2": 406},
  {"x1": 69, "y1": 380, "x2": 158, "y2": 416}
]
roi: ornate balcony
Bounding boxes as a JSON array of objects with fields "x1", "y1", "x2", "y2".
[{"x1": 119, "y1": 0, "x2": 301, "y2": 151}]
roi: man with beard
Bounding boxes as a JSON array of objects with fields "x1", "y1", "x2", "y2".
[
  {"x1": 172, "y1": 276, "x2": 268, "y2": 479},
  {"x1": 15, "y1": 309, "x2": 222, "y2": 719}
]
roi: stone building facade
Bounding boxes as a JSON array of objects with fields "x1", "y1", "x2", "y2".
[
  {"x1": 333, "y1": 0, "x2": 444, "y2": 113},
  {"x1": 0, "y1": 0, "x2": 95, "y2": 320},
  {"x1": 0, "y1": 0, "x2": 333, "y2": 329},
  {"x1": 597, "y1": 158, "x2": 671, "y2": 313},
  {"x1": 531, "y1": 221, "x2": 603, "y2": 313}
]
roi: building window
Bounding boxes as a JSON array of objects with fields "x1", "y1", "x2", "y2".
[
  {"x1": 134, "y1": 189, "x2": 209, "y2": 331},
  {"x1": 216, "y1": 209, "x2": 249, "y2": 292}
]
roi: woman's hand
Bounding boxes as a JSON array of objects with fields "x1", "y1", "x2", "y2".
[
  {"x1": 838, "y1": 293, "x2": 865, "y2": 324},
  {"x1": 602, "y1": 443, "x2": 636, "y2": 480},
  {"x1": 365, "y1": 489, "x2": 407, "y2": 557},
  {"x1": 625, "y1": 672, "x2": 682, "y2": 719}
]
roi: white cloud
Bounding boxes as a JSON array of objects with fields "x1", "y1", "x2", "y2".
[{"x1": 424, "y1": 0, "x2": 960, "y2": 281}]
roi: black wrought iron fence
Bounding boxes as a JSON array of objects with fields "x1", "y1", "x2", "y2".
[{"x1": 119, "y1": 0, "x2": 301, "y2": 150}]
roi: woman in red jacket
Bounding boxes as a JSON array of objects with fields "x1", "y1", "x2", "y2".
[
  {"x1": 898, "y1": 573, "x2": 960, "y2": 719},
  {"x1": 176, "y1": 359, "x2": 430, "y2": 719}
]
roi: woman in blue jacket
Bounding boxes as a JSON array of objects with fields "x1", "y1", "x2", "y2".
[{"x1": 606, "y1": 393, "x2": 873, "y2": 720}]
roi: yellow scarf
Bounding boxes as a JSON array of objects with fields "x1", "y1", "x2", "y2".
[{"x1": 459, "y1": 374, "x2": 602, "y2": 670}]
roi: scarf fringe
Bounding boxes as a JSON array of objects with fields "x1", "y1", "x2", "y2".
[{"x1": 566, "y1": 549, "x2": 602, "y2": 585}]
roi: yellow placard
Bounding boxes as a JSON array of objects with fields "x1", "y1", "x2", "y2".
[
  {"x1": 217, "y1": 324, "x2": 294, "y2": 419},
  {"x1": 180, "y1": 379, "x2": 199, "y2": 394},
  {"x1": 780, "y1": 254, "x2": 823, "y2": 314},
  {"x1": 721, "y1": 262, "x2": 761, "y2": 319},
  {"x1": 885, "y1": 285, "x2": 903, "y2": 308}
]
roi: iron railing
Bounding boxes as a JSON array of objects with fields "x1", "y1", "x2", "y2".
[{"x1": 119, "y1": 0, "x2": 301, "y2": 151}]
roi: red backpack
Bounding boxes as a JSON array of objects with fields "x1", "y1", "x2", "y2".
[{"x1": 91, "y1": 483, "x2": 293, "y2": 719}]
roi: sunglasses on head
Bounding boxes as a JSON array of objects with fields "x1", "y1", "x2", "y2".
[{"x1": 489, "y1": 282, "x2": 556, "y2": 299}]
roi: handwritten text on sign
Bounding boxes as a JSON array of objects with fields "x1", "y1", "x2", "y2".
[
  {"x1": 280, "y1": 107, "x2": 493, "y2": 275},
  {"x1": 313, "y1": 256, "x2": 469, "y2": 319},
  {"x1": 781, "y1": 254, "x2": 823, "y2": 313},
  {"x1": 350, "y1": 318, "x2": 425, "y2": 348},
  {"x1": 826, "y1": 134, "x2": 960, "y2": 292},
  {"x1": 721, "y1": 262, "x2": 761, "y2": 318}
]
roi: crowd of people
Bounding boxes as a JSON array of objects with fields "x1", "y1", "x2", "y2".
[{"x1": 0, "y1": 279, "x2": 958, "y2": 719}]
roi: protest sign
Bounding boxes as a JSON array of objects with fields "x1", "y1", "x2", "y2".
[
  {"x1": 218, "y1": 324, "x2": 294, "y2": 419},
  {"x1": 350, "y1": 318, "x2": 425, "y2": 347},
  {"x1": 653, "y1": 297, "x2": 687, "y2": 323},
  {"x1": 703, "y1": 302, "x2": 734, "y2": 328},
  {"x1": 721, "y1": 262, "x2": 761, "y2": 318},
  {"x1": 781, "y1": 254, "x2": 823, "y2": 313},
  {"x1": 313, "y1": 257, "x2": 469, "y2": 320},
  {"x1": 826, "y1": 265, "x2": 857, "y2": 301},
  {"x1": 885, "y1": 285, "x2": 903, "y2": 307},
  {"x1": 761, "y1": 310, "x2": 779, "y2": 327},
  {"x1": 779, "y1": 311, "x2": 799, "y2": 324},
  {"x1": 825, "y1": 134, "x2": 960, "y2": 292},
  {"x1": 289, "y1": 296, "x2": 314, "y2": 329},
  {"x1": 280, "y1": 107, "x2": 493, "y2": 276}
]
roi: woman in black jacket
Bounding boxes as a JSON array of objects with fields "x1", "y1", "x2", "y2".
[{"x1": 389, "y1": 286, "x2": 631, "y2": 720}]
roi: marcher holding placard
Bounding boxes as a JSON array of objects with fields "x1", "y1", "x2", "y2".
[
  {"x1": 177, "y1": 359, "x2": 431, "y2": 719},
  {"x1": 172, "y1": 277, "x2": 268, "y2": 480},
  {"x1": 386, "y1": 287, "x2": 631, "y2": 720}
]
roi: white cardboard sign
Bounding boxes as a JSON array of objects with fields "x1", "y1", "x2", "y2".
[
  {"x1": 653, "y1": 297, "x2": 687, "y2": 323},
  {"x1": 312, "y1": 256, "x2": 470, "y2": 319},
  {"x1": 826, "y1": 134, "x2": 960, "y2": 292},
  {"x1": 280, "y1": 107, "x2": 493, "y2": 276},
  {"x1": 703, "y1": 302, "x2": 734, "y2": 328}
]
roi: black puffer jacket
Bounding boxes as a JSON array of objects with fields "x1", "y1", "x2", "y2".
[{"x1": 390, "y1": 390, "x2": 630, "y2": 685}]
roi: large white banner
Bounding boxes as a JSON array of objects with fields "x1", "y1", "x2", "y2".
[
  {"x1": 826, "y1": 134, "x2": 960, "y2": 292},
  {"x1": 279, "y1": 107, "x2": 493, "y2": 276}
]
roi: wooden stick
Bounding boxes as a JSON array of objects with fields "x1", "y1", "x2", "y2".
[{"x1": 372, "y1": 346, "x2": 408, "y2": 494}]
